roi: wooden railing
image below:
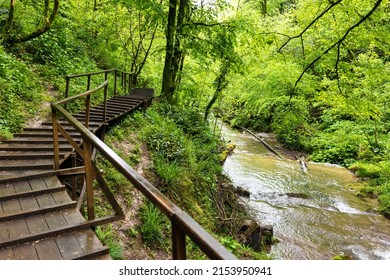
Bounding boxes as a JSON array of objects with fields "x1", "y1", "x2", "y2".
[
  {"x1": 51, "y1": 78, "x2": 236, "y2": 260},
  {"x1": 64, "y1": 69, "x2": 136, "y2": 99}
]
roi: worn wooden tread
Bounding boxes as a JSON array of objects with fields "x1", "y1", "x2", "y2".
[{"x1": 0, "y1": 229, "x2": 109, "y2": 260}]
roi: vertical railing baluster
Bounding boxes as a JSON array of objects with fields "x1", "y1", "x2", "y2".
[
  {"x1": 85, "y1": 95, "x2": 90, "y2": 128},
  {"x1": 172, "y1": 221, "x2": 186, "y2": 260},
  {"x1": 103, "y1": 82, "x2": 108, "y2": 124},
  {"x1": 104, "y1": 71, "x2": 109, "y2": 98},
  {"x1": 64, "y1": 77, "x2": 70, "y2": 110},
  {"x1": 71, "y1": 155, "x2": 78, "y2": 200},
  {"x1": 128, "y1": 73, "x2": 131, "y2": 93},
  {"x1": 123, "y1": 73, "x2": 127, "y2": 94},
  {"x1": 114, "y1": 69, "x2": 117, "y2": 96},
  {"x1": 87, "y1": 75, "x2": 91, "y2": 91},
  {"x1": 52, "y1": 109, "x2": 60, "y2": 170},
  {"x1": 83, "y1": 139, "x2": 95, "y2": 220}
]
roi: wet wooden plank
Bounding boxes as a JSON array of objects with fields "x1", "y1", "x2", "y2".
[
  {"x1": 56, "y1": 235, "x2": 83, "y2": 258},
  {"x1": 35, "y1": 193, "x2": 56, "y2": 208},
  {"x1": 26, "y1": 215, "x2": 49, "y2": 234},
  {"x1": 74, "y1": 230, "x2": 102, "y2": 252},
  {"x1": 0, "y1": 183, "x2": 15, "y2": 196},
  {"x1": 63, "y1": 209, "x2": 84, "y2": 224},
  {"x1": 19, "y1": 196, "x2": 39, "y2": 211},
  {"x1": 43, "y1": 176, "x2": 63, "y2": 189},
  {"x1": 52, "y1": 190, "x2": 72, "y2": 205},
  {"x1": 35, "y1": 239, "x2": 63, "y2": 260},
  {"x1": 13, "y1": 243, "x2": 39, "y2": 260},
  {"x1": 13, "y1": 181, "x2": 32, "y2": 193},
  {"x1": 0, "y1": 247, "x2": 14, "y2": 260},
  {"x1": 7, "y1": 219, "x2": 29, "y2": 239},
  {"x1": 0, "y1": 222, "x2": 9, "y2": 241},
  {"x1": 29, "y1": 178, "x2": 48, "y2": 191},
  {"x1": 45, "y1": 212, "x2": 68, "y2": 229},
  {"x1": 1, "y1": 198, "x2": 21, "y2": 214}
]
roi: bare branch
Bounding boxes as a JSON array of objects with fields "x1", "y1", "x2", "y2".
[
  {"x1": 289, "y1": 0, "x2": 383, "y2": 99},
  {"x1": 279, "y1": 0, "x2": 343, "y2": 52}
]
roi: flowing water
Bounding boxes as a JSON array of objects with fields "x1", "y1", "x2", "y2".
[{"x1": 221, "y1": 125, "x2": 390, "y2": 260}]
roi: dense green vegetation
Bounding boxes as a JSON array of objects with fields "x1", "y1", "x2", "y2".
[{"x1": 0, "y1": 0, "x2": 389, "y2": 258}]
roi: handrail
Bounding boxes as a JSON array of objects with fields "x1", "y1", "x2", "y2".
[
  {"x1": 64, "y1": 68, "x2": 136, "y2": 99},
  {"x1": 51, "y1": 80, "x2": 237, "y2": 260},
  {"x1": 57, "y1": 80, "x2": 108, "y2": 105}
]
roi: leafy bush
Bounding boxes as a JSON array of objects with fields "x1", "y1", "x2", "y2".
[
  {"x1": 0, "y1": 45, "x2": 43, "y2": 137},
  {"x1": 378, "y1": 194, "x2": 390, "y2": 219}
]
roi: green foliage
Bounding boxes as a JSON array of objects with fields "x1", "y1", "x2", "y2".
[
  {"x1": 95, "y1": 225, "x2": 124, "y2": 260},
  {"x1": 138, "y1": 102, "x2": 222, "y2": 230},
  {"x1": 219, "y1": 236, "x2": 271, "y2": 260},
  {"x1": 378, "y1": 194, "x2": 390, "y2": 219},
  {"x1": 139, "y1": 201, "x2": 169, "y2": 248},
  {"x1": 0, "y1": 45, "x2": 43, "y2": 137}
]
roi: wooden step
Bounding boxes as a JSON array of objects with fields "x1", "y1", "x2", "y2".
[
  {"x1": 0, "y1": 228, "x2": 109, "y2": 260},
  {"x1": 0, "y1": 159, "x2": 54, "y2": 170},
  {"x1": 0, "y1": 151, "x2": 65, "y2": 160}
]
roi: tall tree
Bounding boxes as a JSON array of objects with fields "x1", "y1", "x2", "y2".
[{"x1": 161, "y1": 0, "x2": 190, "y2": 100}]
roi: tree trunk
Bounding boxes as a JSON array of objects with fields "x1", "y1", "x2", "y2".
[
  {"x1": 170, "y1": 0, "x2": 189, "y2": 96},
  {"x1": 5, "y1": 0, "x2": 60, "y2": 44},
  {"x1": 204, "y1": 62, "x2": 230, "y2": 121},
  {"x1": 161, "y1": 0, "x2": 178, "y2": 99}
]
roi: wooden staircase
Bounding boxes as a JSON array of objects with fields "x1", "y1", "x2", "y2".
[{"x1": 0, "y1": 90, "x2": 153, "y2": 260}]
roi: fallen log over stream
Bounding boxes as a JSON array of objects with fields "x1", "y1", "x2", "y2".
[{"x1": 237, "y1": 126, "x2": 285, "y2": 160}]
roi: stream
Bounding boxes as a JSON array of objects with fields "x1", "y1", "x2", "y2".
[{"x1": 221, "y1": 125, "x2": 390, "y2": 260}]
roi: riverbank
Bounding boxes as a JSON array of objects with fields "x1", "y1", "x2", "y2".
[
  {"x1": 221, "y1": 124, "x2": 390, "y2": 259},
  {"x1": 94, "y1": 105, "x2": 271, "y2": 260}
]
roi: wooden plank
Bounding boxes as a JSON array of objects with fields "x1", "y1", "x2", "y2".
[
  {"x1": 26, "y1": 215, "x2": 49, "y2": 235},
  {"x1": 13, "y1": 181, "x2": 32, "y2": 193},
  {"x1": 36, "y1": 193, "x2": 56, "y2": 208},
  {"x1": 0, "y1": 222, "x2": 9, "y2": 241},
  {"x1": 0, "y1": 247, "x2": 14, "y2": 260},
  {"x1": 7, "y1": 219, "x2": 29, "y2": 239},
  {"x1": 52, "y1": 190, "x2": 72, "y2": 205},
  {"x1": 35, "y1": 238, "x2": 63, "y2": 260},
  {"x1": 74, "y1": 230, "x2": 102, "y2": 252},
  {"x1": 45, "y1": 212, "x2": 68, "y2": 229},
  {"x1": 1, "y1": 199, "x2": 21, "y2": 214},
  {"x1": 29, "y1": 178, "x2": 47, "y2": 191},
  {"x1": 0, "y1": 183, "x2": 15, "y2": 196},
  {"x1": 43, "y1": 176, "x2": 63, "y2": 189},
  {"x1": 13, "y1": 243, "x2": 39, "y2": 260},
  {"x1": 56, "y1": 234, "x2": 83, "y2": 259},
  {"x1": 63, "y1": 209, "x2": 84, "y2": 224},
  {"x1": 19, "y1": 196, "x2": 39, "y2": 211}
]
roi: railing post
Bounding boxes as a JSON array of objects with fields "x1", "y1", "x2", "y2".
[
  {"x1": 83, "y1": 139, "x2": 95, "y2": 221},
  {"x1": 104, "y1": 71, "x2": 109, "y2": 99},
  {"x1": 71, "y1": 154, "x2": 78, "y2": 200},
  {"x1": 64, "y1": 77, "x2": 70, "y2": 110},
  {"x1": 85, "y1": 94, "x2": 90, "y2": 128},
  {"x1": 87, "y1": 75, "x2": 91, "y2": 91},
  {"x1": 51, "y1": 108, "x2": 61, "y2": 170},
  {"x1": 114, "y1": 69, "x2": 117, "y2": 96},
  {"x1": 103, "y1": 81, "x2": 108, "y2": 123},
  {"x1": 172, "y1": 221, "x2": 186, "y2": 260},
  {"x1": 123, "y1": 73, "x2": 127, "y2": 94},
  {"x1": 128, "y1": 73, "x2": 131, "y2": 93}
]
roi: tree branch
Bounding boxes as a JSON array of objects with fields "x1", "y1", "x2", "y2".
[
  {"x1": 279, "y1": 0, "x2": 343, "y2": 52},
  {"x1": 289, "y1": 0, "x2": 383, "y2": 99},
  {"x1": 5, "y1": 0, "x2": 60, "y2": 44}
]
